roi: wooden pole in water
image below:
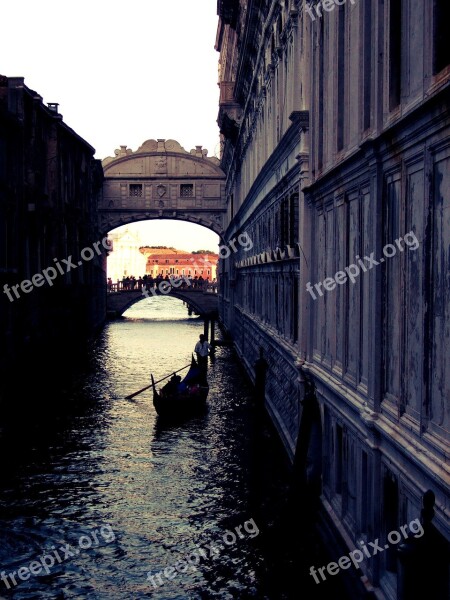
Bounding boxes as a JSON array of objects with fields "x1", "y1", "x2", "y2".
[{"x1": 210, "y1": 318, "x2": 215, "y2": 352}]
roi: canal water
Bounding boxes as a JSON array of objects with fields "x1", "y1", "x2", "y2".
[{"x1": 0, "y1": 297, "x2": 350, "y2": 599}]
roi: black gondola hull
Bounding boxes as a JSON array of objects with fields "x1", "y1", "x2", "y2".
[{"x1": 151, "y1": 356, "x2": 209, "y2": 419}]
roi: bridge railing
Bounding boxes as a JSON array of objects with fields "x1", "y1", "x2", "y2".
[{"x1": 107, "y1": 279, "x2": 218, "y2": 294}]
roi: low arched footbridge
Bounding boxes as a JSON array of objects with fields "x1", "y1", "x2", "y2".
[{"x1": 106, "y1": 286, "x2": 218, "y2": 319}]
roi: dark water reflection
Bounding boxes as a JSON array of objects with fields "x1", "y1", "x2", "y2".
[{"x1": 0, "y1": 297, "x2": 350, "y2": 599}]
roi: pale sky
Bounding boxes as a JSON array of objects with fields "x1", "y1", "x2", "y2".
[
  {"x1": 110, "y1": 221, "x2": 220, "y2": 253},
  {"x1": 1, "y1": 0, "x2": 221, "y2": 250}
]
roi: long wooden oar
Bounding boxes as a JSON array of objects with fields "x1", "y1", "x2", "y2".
[{"x1": 125, "y1": 363, "x2": 191, "y2": 400}]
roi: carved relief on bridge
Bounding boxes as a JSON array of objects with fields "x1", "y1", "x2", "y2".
[{"x1": 100, "y1": 139, "x2": 226, "y2": 235}]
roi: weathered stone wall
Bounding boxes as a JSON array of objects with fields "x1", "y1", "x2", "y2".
[
  {"x1": 216, "y1": 1, "x2": 450, "y2": 596},
  {"x1": 0, "y1": 75, "x2": 104, "y2": 402}
]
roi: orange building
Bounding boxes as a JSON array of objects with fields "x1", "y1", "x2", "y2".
[{"x1": 139, "y1": 247, "x2": 218, "y2": 280}]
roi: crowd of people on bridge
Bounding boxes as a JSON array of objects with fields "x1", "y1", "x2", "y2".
[{"x1": 107, "y1": 274, "x2": 217, "y2": 293}]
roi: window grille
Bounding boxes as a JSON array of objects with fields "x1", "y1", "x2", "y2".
[
  {"x1": 129, "y1": 184, "x2": 143, "y2": 197},
  {"x1": 180, "y1": 184, "x2": 194, "y2": 197}
]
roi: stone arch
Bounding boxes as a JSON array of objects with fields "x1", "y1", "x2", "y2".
[
  {"x1": 114, "y1": 293, "x2": 201, "y2": 317},
  {"x1": 99, "y1": 139, "x2": 227, "y2": 237},
  {"x1": 99, "y1": 214, "x2": 223, "y2": 242},
  {"x1": 106, "y1": 290, "x2": 218, "y2": 319}
]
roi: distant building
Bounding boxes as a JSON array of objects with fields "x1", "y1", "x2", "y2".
[
  {"x1": 140, "y1": 247, "x2": 218, "y2": 280},
  {"x1": 107, "y1": 228, "x2": 147, "y2": 282}
]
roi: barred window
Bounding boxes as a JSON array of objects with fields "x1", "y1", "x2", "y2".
[
  {"x1": 180, "y1": 184, "x2": 194, "y2": 197},
  {"x1": 129, "y1": 184, "x2": 143, "y2": 197}
]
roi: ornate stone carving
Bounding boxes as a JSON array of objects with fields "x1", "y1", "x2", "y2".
[
  {"x1": 157, "y1": 184, "x2": 166, "y2": 198},
  {"x1": 155, "y1": 157, "x2": 167, "y2": 173},
  {"x1": 136, "y1": 139, "x2": 158, "y2": 153}
]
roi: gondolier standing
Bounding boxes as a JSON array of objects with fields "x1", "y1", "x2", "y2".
[{"x1": 195, "y1": 334, "x2": 211, "y2": 380}]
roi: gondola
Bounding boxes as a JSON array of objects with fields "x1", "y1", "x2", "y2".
[{"x1": 151, "y1": 355, "x2": 209, "y2": 418}]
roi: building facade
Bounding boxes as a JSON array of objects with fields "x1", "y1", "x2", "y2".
[
  {"x1": 0, "y1": 75, "x2": 104, "y2": 401},
  {"x1": 216, "y1": 1, "x2": 449, "y2": 598},
  {"x1": 140, "y1": 247, "x2": 218, "y2": 280},
  {"x1": 216, "y1": 0, "x2": 309, "y2": 453},
  {"x1": 107, "y1": 227, "x2": 147, "y2": 282}
]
